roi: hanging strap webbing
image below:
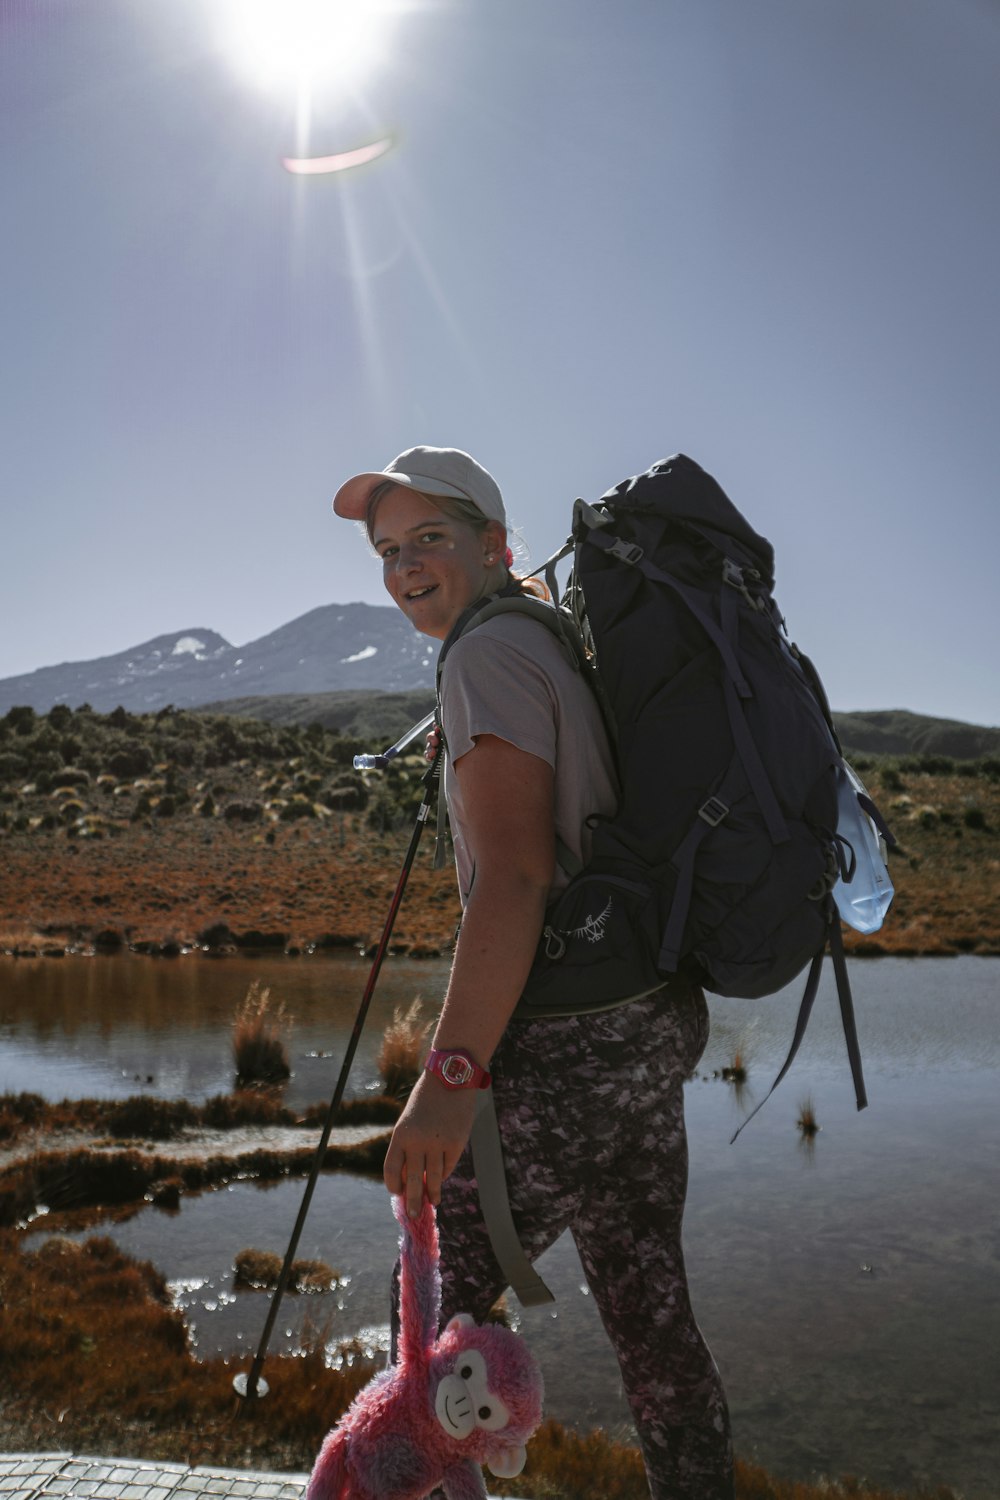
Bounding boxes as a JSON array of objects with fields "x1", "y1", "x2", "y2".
[
  {"x1": 659, "y1": 787, "x2": 730, "y2": 972},
  {"x1": 730, "y1": 904, "x2": 868, "y2": 1142},
  {"x1": 471, "y1": 1088, "x2": 555, "y2": 1307},
  {"x1": 719, "y1": 583, "x2": 790, "y2": 845},
  {"x1": 828, "y1": 914, "x2": 868, "y2": 1112},
  {"x1": 589, "y1": 530, "x2": 789, "y2": 853}
]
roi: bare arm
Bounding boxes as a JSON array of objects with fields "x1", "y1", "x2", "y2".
[{"x1": 383, "y1": 733, "x2": 554, "y2": 1218}]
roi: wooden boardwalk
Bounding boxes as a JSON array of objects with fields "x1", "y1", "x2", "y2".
[{"x1": 0, "y1": 1454, "x2": 518, "y2": 1500}]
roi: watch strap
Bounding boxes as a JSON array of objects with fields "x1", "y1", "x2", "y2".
[{"x1": 425, "y1": 1047, "x2": 492, "y2": 1090}]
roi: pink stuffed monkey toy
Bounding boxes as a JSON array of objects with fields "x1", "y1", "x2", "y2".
[{"x1": 306, "y1": 1195, "x2": 544, "y2": 1500}]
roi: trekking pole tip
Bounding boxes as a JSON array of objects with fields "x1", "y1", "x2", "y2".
[{"x1": 233, "y1": 1370, "x2": 269, "y2": 1400}]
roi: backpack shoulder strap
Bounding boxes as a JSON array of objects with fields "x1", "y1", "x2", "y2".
[
  {"x1": 436, "y1": 592, "x2": 595, "y2": 881},
  {"x1": 437, "y1": 591, "x2": 588, "y2": 689}
]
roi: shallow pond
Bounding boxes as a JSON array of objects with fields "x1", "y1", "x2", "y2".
[{"x1": 7, "y1": 953, "x2": 1000, "y2": 1498}]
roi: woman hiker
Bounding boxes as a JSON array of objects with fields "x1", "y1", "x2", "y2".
[{"x1": 332, "y1": 446, "x2": 733, "y2": 1500}]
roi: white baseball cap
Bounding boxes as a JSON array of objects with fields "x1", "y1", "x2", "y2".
[{"x1": 333, "y1": 445, "x2": 507, "y2": 527}]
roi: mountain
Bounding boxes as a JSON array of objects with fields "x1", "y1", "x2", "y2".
[
  {"x1": 832, "y1": 709, "x2": 1000, "y2": 760},
  {"x1": 202, "y1": 695, "x2": 999, "y2": 761},
  {"x1": 1, "y1": 609, "x2": 997, "y2": 758},
  {"x1": 0, "y1": 604, "x2": 439, "y2": 715}
]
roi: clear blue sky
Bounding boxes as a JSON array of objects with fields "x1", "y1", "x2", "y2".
[{"x1": 2, "y1": 0, "x2": 997, "y2": 725}]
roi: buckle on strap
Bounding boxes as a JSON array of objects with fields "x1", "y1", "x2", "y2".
[
  {"x1": 542, "y1": 925, "x2": 567, "y2": 961},
  {"x1": 606, "y1": 537, "x2": 644, "y2": 565},
  {"x1": 722, "y1": 557, "x2": 766, "y2": 612},
  {"x1": 699, "y1": 796, "x2": 729, "y2": 827}
]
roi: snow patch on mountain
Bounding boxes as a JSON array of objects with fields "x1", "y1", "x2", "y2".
[{"x1": 172, "y1": 636, "x2": 208, "y2": 658}]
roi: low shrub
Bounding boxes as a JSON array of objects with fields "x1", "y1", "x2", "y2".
[
  {"x1": 50, "y1": 767, "x2": 90, "y2": 788},
  {"x1": 280, "y1": 795, "x2": 317, "y2": 821},
  {"x1": 200, "y1": 1091, "x2": 290, "y2": 1128},
  {"x1": 917, "y1": 755, "x2": 956, "y2": 775},
  {"x1": 0, "y1": 751, "x2": 28, "y2": 781},
  {"x1": 223, "y1": 800, "x2": 263, "y2": 823},
  {"x1": 4, "y1": 705, "x2": 36, "y2": 735},
  {"x1": 107, "y1": 744, "x2": 154, "y2": 778},
  {"x1": 106, "y1": 1096, "x2": 197, "y2": 1140}
]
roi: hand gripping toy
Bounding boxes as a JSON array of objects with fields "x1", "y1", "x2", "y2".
[{"x1": 306, "y1": 1195, "x2": 544, "y2": 1500}]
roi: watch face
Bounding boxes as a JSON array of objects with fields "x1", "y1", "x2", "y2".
[{"x1": 440, "y1": 1053, "x2": 475, "y2": 1087}]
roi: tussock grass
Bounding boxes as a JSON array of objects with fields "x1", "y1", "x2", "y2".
[
  {"x1": 233, "y1": 980, "x2": 292, "y2": 1086},
  {"x1": 0, "y1": 1229, "x2": 371, "y2": 1469},
  {"x1": 0, "y1": 1229, "x2": 963, "y2": 1496},
  {"x1": 233, "y1": 1248, "x2": 340, "y2": 1293},
  {"x1": 0, "y1": 1130, "x2": 394, "y2": 1229},
  {"x1": 377, "y1": 998, "x2": 432, "y2": 1098},
  {"x1": 797, "y1": 1096, "x2": 820, "y2": 1138},
  {"x1": 0, "y1": 1089, "x2": 401, "y2": 1157},
  {"x1": 722, "y1": 1048, "x2": 748, "y2": 1084}
]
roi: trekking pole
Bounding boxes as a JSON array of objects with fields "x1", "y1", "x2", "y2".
[{"x1": 234, "y1": 739, "x2": 443, "y2": 1404}]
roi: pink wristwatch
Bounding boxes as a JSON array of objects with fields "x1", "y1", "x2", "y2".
[{"x1": 424, "y1": 1047, "x2": 492, "y2": 1090}]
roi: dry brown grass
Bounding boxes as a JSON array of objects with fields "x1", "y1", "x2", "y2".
[
  {"x1": 722, "y1": 1047, "x2": 748, "y2": 1084},
  {"x1": 1, "y1": 761, "x2": 996, "y2": 960},
  {"x1": 0, "y1": 1229, "x2": 962, "y2": 1497},
  {"x1": 0, "y1": 926, "x2": 48, "y2": 952},
  {"x1": 376, "y1": 998, "x2": 432, "y2": 1098},
  {"x1": 0, "y1": 1228, "x2": 371, "y2": 1470},
  {"x1": 233, "y1": 1248, "x2": 339, "y2": 1293},
  {"x1": 0, "y1": 1131, "x2": 394, "y2": 1230},
  {"x1": 233, "y1": 981, "x2": 292, "y2": 1086}
]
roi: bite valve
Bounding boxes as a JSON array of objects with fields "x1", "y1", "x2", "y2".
[{"x1": 353, "y1": 711, "x2": 436, "y2": 773}]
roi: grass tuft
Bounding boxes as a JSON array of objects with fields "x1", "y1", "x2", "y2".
[
  {"x1": 721, "y1": 1048, "x2": 747, "y2": 1084},
  {"x1": 0, "y1": 1228, "x2": 966, "y2": 1496},
  {"x1": 232, "y1": 980, "x2": 292, "y2": 1087},
  {"x1": 797, "y1": 1096, "x2": 820, "y2": 1138},
  {"x1": 233, "y1": 1247, "x2": 340, "y2": 1293},
  {"x1": 376, "y1": 998, "x2": 432, "y2": 1098}
]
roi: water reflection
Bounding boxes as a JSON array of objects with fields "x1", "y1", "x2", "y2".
[
  {"x1": 0, "y1": 952, "x2": 450, "y2": 1109},
  {"x1": 8, "y1": 954, "x2": 1000, "y2": 1498}
]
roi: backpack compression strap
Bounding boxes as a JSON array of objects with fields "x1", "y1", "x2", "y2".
[
  {"x1": 730, "y1": 902, "x2": 868, "y2": 1142},
  {"x1": 584, "y1": 525, "x2": 790, "y2": 844},
  {"x1": 470, "y1": 1088, "x2": 555, "y2": 1307}
]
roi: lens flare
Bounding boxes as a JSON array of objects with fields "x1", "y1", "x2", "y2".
[
  {"x1": 282, "y1": 136, "x2": 394, "y2": 174},
  {"x1": 224, "y1": 0, "x2": 391, "y2": 91}
]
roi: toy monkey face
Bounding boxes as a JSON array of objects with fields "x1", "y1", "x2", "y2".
[{"x1": 434, "y1": 1347, "x2": 510, "y2": 1440}]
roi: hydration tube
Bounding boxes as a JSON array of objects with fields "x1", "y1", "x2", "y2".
[{"x1": 353, "y1": 710, "x2": 436, "y2": 770}]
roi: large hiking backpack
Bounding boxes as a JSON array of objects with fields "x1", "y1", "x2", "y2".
[{"x1": 439, "y1": 453, "x2": 894, "y2": 1130}]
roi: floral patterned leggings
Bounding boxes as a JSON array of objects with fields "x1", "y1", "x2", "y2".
[{"x1": 392, "y1": 986, "x2": 734, "y2": 1500}]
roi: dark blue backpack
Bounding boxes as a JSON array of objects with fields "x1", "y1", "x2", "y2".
[{"x1": 443, "y1": 454, "x2": 893, "y2": 1131}]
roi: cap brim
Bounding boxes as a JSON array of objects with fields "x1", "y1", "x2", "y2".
[
  {"x1": 332, "y1": 468, "x2": 476, "y2": 519},
  {"x1": 332, "y1": 471, "x2": 395, "y2": 520}
]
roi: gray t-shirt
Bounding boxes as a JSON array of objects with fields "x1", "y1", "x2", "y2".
[{"x1": 440, "y1": 611, "x2": 619, "y2": 905}]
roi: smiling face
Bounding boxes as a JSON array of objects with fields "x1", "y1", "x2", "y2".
[{"x1": 371, "y1": 485, "x2": 507, "y2": 640}]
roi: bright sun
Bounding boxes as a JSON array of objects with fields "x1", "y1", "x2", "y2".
[{"x1": 223, "y1": 0, "x2": 395, "y2": 92}]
